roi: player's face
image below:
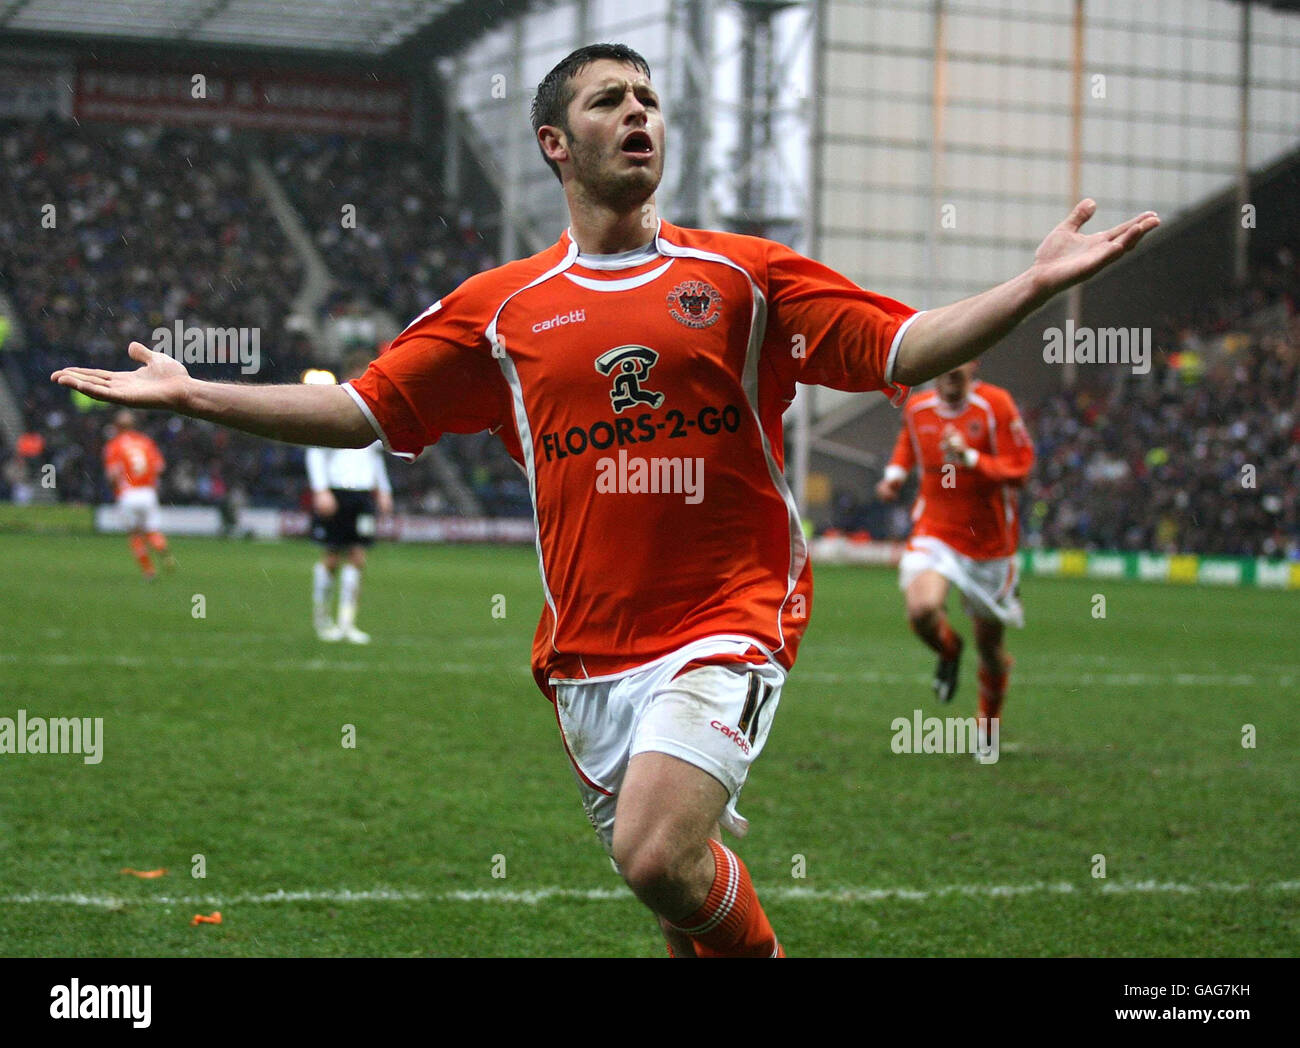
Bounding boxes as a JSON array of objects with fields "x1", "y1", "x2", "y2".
[
  {"x1": 561, "y1": 60, "x2": 665, "y2": 210},
  {"x1": 936, "y1": 364, "x2": 975, "y2": 405}
]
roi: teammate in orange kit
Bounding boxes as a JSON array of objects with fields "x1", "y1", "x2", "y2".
[
  {"x1": 53, "y1": 43, "x2": 1157, "y2": 956},
  {"x1": 102, "y1": 409, "x2": 176, "y2": 580},
  {"x1": 876, "y1": 362, "x2": 1034, "y2": 737}
]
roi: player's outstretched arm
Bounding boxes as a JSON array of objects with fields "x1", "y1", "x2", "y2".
[
  {"x1": 892, "y1": 200, "x2": 1159, "y2": 386},
  {"x1": 52, "y1": 341, "x2": 375, "y2": 449}
]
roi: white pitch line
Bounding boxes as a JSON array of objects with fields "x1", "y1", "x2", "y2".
[
  {"x1": 0, "y1": 652, "x2": 503, "y2": 677},
  {"x1": 3, "y1": 880, "x2": 1298, "y2": 909},
  {"x1": 797, "y1": 670, "x2": 1283, "y2": 688},
  {"x1": 0, "y1": 652, "x2": 1290, "y2": 688}
]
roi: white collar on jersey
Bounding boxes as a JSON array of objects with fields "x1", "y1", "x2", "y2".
[{"x1": 568, "y1": 219, "x2": 663, "y2": 270}]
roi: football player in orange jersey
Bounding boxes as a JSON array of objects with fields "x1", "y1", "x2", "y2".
[
  {"x1": 876, "y1": 362, "x2": 1034, "y2": 738},
  {"x1": 53, "y1": 43, "x2": 1157, "y2": 957},
  {"x1": 102, "y1": 409, "x2": 176, "y2": 580}
]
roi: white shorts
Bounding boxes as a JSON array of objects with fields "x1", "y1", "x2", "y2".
[
  {"x1": 899, "y1": 535, "x2": 1024, "y2": 627},
  {"x1": 551, "y1": 636, "x2": 785, "y2": 857},
  {"x1": 117, "y1": 487, "x2": 161, "y2": 533}
]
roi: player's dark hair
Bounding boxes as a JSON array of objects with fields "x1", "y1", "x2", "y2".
[{"x1": 530, "y1": 43, "x2": 652, "y2": 183}]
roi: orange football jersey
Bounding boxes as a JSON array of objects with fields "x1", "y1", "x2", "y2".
[
  {"x1": 103, "y1": 431, "x2": 164, "y2": 495},
  {"x1": 886, "y1": 380, "x2": 1034, "y2": 560},
  {"x1": 347, "y1": 220, "x2": 919, "y2": 695}
]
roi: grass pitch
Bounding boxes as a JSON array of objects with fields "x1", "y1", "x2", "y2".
[{"x1": 0, "y1": 534, "x2": 1296, "y2": 956}]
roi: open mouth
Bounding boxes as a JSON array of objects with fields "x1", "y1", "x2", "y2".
[{"x1": 620, "y1": 130, "x2": 653, "y2": 155}]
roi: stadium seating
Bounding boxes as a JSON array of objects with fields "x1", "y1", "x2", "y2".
[{"x1": 0, "y1": 118, "x2": 526, "y2": 515}]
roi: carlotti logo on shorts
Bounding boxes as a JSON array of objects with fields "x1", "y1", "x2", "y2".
[
  {"x1": 710, "y1": 720, "x2": 751, "y2": 755},
  {"x1": 667, "y1": 280, "x2": 722, "y2": 328}
]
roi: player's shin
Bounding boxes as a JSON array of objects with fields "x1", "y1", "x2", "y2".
[
  {"x1": 313, "y1": 562, "x2": 335, "y2": 627},
  {"x1": 667, "y1": 838, "x2": 784, "y2": 958},
  {"x1": 337, "y1": 563, "x2": 361, "y2": 629},
  {"x1": 978, "y1": 656, "x2": 1012, "y2": 723},
  {"x1": 910, "y1": 608, "x2": 961, "y2": 660},
  {"x1": 129, "y1": 534, "x2": 154, "y2": 577}
]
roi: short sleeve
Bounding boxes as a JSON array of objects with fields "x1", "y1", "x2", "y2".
[
  {"x1": 344, "y1": 293, "x2": 512, "y2": 460},
  {"x1": 761, "y1": 240, "x2": 919, "y2": 404}
]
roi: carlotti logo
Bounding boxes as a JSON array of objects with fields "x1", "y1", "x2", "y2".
[
  {"x1": 711, "y1": 719, "x2": 751, "y2": 755},
  {"x1": 667, "y1": 280, "x2": 722, "y2": 329}
]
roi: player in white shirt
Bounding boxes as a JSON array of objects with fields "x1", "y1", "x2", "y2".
[{"x1": 307, "y1": 352, "x2": 393, "y2": 643}]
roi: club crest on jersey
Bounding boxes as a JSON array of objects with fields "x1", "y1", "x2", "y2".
[
  {"x1": 667, "y1": 280, "x2": 722, "y2": 329},
  {"x1": 966, "y1": 419, "x2": 983, "y2": 441},
  {"x1": 594, "y1": 345, "x2": 665, "y2": 414}
]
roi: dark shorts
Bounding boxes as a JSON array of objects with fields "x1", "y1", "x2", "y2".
[{"x1": 311, "y1": 489, "x2": 376, "y2": 550}]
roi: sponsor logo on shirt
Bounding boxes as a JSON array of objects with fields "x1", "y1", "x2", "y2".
[
  {"x1": 532, "y1": 309, "x2": 586, "y2": 333},
  {"x1": 667, "y1": 280, "x2": 722, "y2": 329},
  {"x1": 537, "y1": 404, "x2": 743, "y2": 463},
  {"x1": 594, "y1": 345, "x2": 665, "y2": 413}
]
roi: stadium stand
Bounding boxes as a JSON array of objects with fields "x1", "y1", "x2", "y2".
[
  {"x1": 269, "y1": 133, "x2": 497, "y2": 328},
  {"x1": 0, "y1": 116, "x2": 527, "y2": 516}
]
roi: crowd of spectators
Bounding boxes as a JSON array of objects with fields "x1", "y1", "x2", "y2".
[
  {"x1": 0, "y1": 117, "x2": 314, "y2": 506},
  {"x1": 0, "y1": 117, "x2": 525, "y2": 515},
  {"x1": 268, "y1": 133, "x2": 497, "y2": 325}
]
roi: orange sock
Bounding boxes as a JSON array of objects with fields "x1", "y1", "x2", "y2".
[
  {"x1": 669, "y1": 839, "x2": 783, "y2": 958},
  {"x1": 978, "y1": 656, "x2": 1012, "y2": 721},
  {"x1": 130, "y1": 534, "x2": 154, "y2": 576},
  {"x1": 937, "y1": 621, "x2": 962, "y2": 660},
  {"x1": 146, "y1": 531, "x2": 168, "y2": 552}
]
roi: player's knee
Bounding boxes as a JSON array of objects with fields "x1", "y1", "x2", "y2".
[
  {"x1": 907, "y1": 603, "x2": 942, "y2": 631},
  {"x1": 614, "y1": 835, "x2": 691, "y2": 904}
]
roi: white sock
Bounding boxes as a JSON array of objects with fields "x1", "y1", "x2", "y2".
[
  {"x1": 313, "y1": 562, "x2": 335, "y2": 621},
  {"x1": 338, "y1": 563, "x2": 361, "y2": 629}
]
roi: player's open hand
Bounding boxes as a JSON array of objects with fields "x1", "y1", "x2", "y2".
[
  {"x1": 1030, "y1": 200, "x2": 1160, "y2": 295},
  {"x1": 875, "y1": 476, "x2": 901, "y2": 502},
  {"x1": 51, "y1": 341, "x2": 190, "y2": 410}
]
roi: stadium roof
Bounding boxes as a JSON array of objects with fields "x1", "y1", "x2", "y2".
[{"x1": 0, "y1": 0, "x2": 539, "y2": 58}]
